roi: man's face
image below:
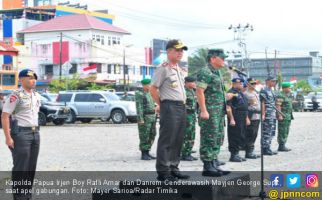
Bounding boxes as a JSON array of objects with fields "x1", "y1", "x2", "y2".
[
  {"x1": 20, "y1": 77, "x2": 36, "y2": 89},
  {"x1": 167, "y1": 48, "x2": 184, "y2": 63},
  {"x1": 185, "y1": 82, "x2": 196, "y2": 89},
  {"x1": 283, "y1": 88, "x2": 291, "y2": 93},
  {"x1": 267, "y1": 80, "x2": 276, "y2": 87},
  {"x1": 233, "y1": 82, "x2": 243, "y2": 90},
  {"x1": 210, "y1": 56, "x2": 225, "y2": 68},
  {"x1": 143, "y1": 84, "x2": 150, "y2": 91}
]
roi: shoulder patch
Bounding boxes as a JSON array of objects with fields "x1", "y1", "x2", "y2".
[
  {"x1": 10, "y1": 95, "x2": 17, "y2": 103},
  {"x1": 161, "y1": 62, "x2": 169, "y2": 67}
]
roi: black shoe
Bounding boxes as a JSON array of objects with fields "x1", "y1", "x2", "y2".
[
  {"x1": 141, "y1": 151, "x2": 151, "y2": 160},
  {"x1": 214, "y1": 159, "x2": 226, "y2": 166},
  {"x1": 202, "y1": 161, "x2": 222, "y2": 177},
  {"x1": 245, "y1": 152, "x2": 260, "y2": 159},
  {"x1": 171, "y1": 171, "x2": 190, "y2": 179},
  {"x1": 157, "y1": 174, "x2": 178, "y2": 182},
  {"x1": 278, "y1": 144, "x2": 291, "y2": 152},
  {"x1": 212, "y1": 161, "x2": 230, "y2": 175},
  {"x1": 181, "y1": 155, "x2": 198, "y2": 161},
  {"x1": 263, "y1": 148, "x2": 278, "y2": 156},
  {"x1": 230, "y1": 154, "x2": 244, "y2": 162}
]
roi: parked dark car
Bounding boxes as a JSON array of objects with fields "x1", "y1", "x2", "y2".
[{"x1": 39, "y1": 94, "x2": 71, "y2": 126}]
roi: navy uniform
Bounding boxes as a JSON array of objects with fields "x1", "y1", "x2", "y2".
[
  {"x1": 227, "y1": 78, "x2": 249, "y2": 162},
  {"x1": 2, "y1": 69, "x2": 41, "y2": 200},
  {"x1": 152, "y1": 39, "x2": 189, "y2": 181},
  {"x1": 260, "y1": 76, "x2": 278, "y2": 155}
]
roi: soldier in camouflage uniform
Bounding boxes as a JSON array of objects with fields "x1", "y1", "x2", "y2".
[
  {"x1": 276, "y1": 82, "x2": 294, "y2": 152},
  {"x1": 196, "y1": 49, "x2": 231, "y2": 177},
  {"x1": 135, "y1": 79, "x2": 156, "y2": 160},
  {"x1": 181, "y1": 76, "x2": 198, "y2": 161},
  {"x1": 260, "y1": 76, "x2": 278, "y2": 156}
]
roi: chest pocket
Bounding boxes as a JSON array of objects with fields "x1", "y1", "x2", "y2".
[
  {"x1": 19, "y1": 98, "x2": 31, "y2": 109},
  {"x1": 169, "y1": 74, "x2": 179, "y2": 88}
]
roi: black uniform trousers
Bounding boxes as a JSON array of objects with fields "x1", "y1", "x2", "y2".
[
  {"x1": 10, "y1": 127, "x2": 40, "y2": 200},
  {"x1": 156, "y1": 100, "x2": 186, "y2": 176},
  {"x1": 245, "y1": 120, "x2": 260, "y2": 153},
  {"x1": 228, "y1": 110, "x2": 247, "y2": 154}
]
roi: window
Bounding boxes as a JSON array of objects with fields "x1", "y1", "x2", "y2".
[
  {"x1": 108, "y1": 36, "x2": 111, "y2": 46},
  {"x1": 2, "y1": 74, "x2": 15, "y2": 86},
  {"x1": 57, "y1": 94, "x2": 73, "y2": 102},
  {"x1": 74, "y1": 94, "x2": 90, "y2": 102},
  {"x1": 114, "y1": 65, "x2": 120, "y2": 74},
  {"x1": 96, "y1": 35, "x2": 100, "y2": 42},
  {"x1": 69, "y1": 64, "x2": 77, "y2": 74},
  {"x1": 45, "y1": 65, "x2": 53, "y2": 75},
  {"x1": 88, "y1": 94, "x2": 104, "y2": 102},
  {"x1": 108, "y1": 64, "x2": 112, "y2": 74},
  {"x1": 92, "y1": 34, "x2": 95, "y2": 40},
  {"x1": 117, "y1": 37, "x2": 120, "y2": 45},
  {"x1": 112, "y1": 37, "x2": 117, "y2": 45},
  {"x1": 97, "y1": 63, "x2": 102, "y2": 73},
  {"x1": 101, "y1": 36, "x2": 105, "y2": 45}
]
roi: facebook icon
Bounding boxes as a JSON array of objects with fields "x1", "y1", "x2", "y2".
[{"x1": 270, "y1": 174, "x2": 284, "y2": 188}]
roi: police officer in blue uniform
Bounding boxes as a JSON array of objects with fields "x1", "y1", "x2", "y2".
[
  {"x1": 2, "y1": 69, "x2": 41, "y2": 200},
  {"x1": 226, "y1": 78, "x2": 250, "y2": 162}
]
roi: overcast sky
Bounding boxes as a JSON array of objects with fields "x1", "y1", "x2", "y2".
[{"x1": 57, "y1": 0, "x2": 322, "y2": 58}]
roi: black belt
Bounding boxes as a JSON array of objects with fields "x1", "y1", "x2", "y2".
[
  {"x1": 18, "y1": 126, "x2": 40, "y2": 132},
  {"x1": 161, "y1": 100, "x2": 185, "y2": 105}
]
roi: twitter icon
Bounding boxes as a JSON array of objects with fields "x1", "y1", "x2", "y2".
[{"x1": 287, "y1": 174, "x2": 301, "y2": 188}]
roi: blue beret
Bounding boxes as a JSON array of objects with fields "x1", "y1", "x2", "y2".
[
  {"x1": 247, "y1": 77, "x2": 256, "y2": 84},
  {"x1": 266, "y1": 75, "x2": 277, "y2": 81},
  {"x1": 19, "y1": 69, "x2": 37, "y2": 80},
  {"x1": 232, "y1": 78, "x2": 244, "y2": 83}
]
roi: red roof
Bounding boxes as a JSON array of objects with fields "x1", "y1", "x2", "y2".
[{"x1": 19, "y1": 14, "x2": 130, "y2": 34}]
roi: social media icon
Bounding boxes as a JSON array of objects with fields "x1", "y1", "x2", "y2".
[
  {"x1": 270, "y1": 174, "x2": 284, "y2": 188},
  {"x1": 287, "y1": 174, "x2": 301, "y2": 188},
  {"x1": 306, "y1": 174, "x2": 319, "y2": 188}
]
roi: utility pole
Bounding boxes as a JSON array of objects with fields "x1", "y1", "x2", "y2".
[
  {"x1": 123, "y1": 48, "x2": 126, "y2": 91},
  {"x1": 265, "y1": 47, "x2": 270, "y2": 76},
  {"x1": 59, "y1": 32, "x2": 63, "y2": 81},
  {"x1": 228, "y1": 23, "x2": 253, "y2": 76}
]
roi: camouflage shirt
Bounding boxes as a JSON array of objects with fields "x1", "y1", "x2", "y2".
[
  {"x1": 196, "y1": 65, "x2": 225, "y2": 111},
  {"x1": 260, "y1": 87, "x2": 277, "y2": 119},
  {"x1": 185, "y1": 88, "x2": 196, "y2": 112},
  {"x1": 276, "y1": 91, "x2": 293, "y2": 121},
  {"x1": 135, "y1": 90, "x2": 155, "y2": 121}
]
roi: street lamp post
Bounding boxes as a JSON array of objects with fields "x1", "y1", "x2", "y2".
[
  {"x1": 123, "y1": 44, "x2": 133, "y2": 91},
  {"x1": 228, "y1": 23, "x2": 253, "y2": 76}
]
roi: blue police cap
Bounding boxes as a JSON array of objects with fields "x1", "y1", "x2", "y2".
[
  {"x1": 19, "y1": 69, "x2": 38, "y2": 80},
  {"x1": 232, "y1": 78, "x2": 244, "y2": 83}
]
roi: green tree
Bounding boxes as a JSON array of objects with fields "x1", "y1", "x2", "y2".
[
  {"x1": 294, "y1": 80, "x2": 312, "y2": 94},
  {"x1": 188, "y1": 48, "x2": 231, "y2": 88},
  {"x1": 188, "y1": 48, "x2": 208, "y2": 76}
]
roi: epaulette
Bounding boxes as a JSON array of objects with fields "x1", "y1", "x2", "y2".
[{"x1": 161, "y1": 62, "x2": 169, "y2": 67}]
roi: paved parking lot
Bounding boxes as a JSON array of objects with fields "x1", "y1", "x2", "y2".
[{"x1": 0, "y1": 112, "x2": 321, "y2": 172}]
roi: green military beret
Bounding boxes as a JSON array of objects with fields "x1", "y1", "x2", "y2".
[
  {"x1": 141, "y1": 78, "x2": 151, "y2": 85},
  {"x1": 282, "y1": 82, "x2": 291, "y2": 88},
  {"x1": 207, "y1": 48, "x2": 228, "y2": 59}
]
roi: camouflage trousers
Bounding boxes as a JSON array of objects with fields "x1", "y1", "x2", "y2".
[
  {"x1": 278, "y1": 119, "x2": 291, "y2": 145},
  {"x1": 199, "y1": 109, "x2": 225, "y2": 161},
  {"x1": 138, "y1": 114, "x2": 156, "y2": 151},
  {"x1": 261, "y1": 118, "x2": 276, "y2": 149},
  {"x1": 181, "y1": 112, "x2": 196, "y2": 156}
]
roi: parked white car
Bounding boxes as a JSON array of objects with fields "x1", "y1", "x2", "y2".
[
  {"x1": 56, "y1": 91, "x2": 137, "y2": 124},
  {"x1": 304, "y1": 92, "x2": 322, "y2": 111}
]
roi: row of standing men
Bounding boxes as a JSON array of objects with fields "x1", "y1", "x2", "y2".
[{"x1": 135, "y1": 39, "x2": 294, "y2": 181}]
